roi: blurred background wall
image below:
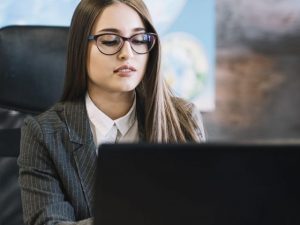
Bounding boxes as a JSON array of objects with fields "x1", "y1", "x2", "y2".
[{"x1": 204, "y1": 0, "x2": 300, "y2": 142}]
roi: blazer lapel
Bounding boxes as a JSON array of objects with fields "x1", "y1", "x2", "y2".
[
  {"x1": 62, "y1": 95, "x2": 146, "y2": 215},
  {"x1": 64, "y1": 100, "x2": 97, "y2": 215},
  {"x1": 72, "y1": 141, "x2": 97, "y2": 215}
]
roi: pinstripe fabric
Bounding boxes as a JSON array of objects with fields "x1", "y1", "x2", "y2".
[
  {"x1": 17, "y1": 98, "x2": 205, "y2": 225},
  {"x1": 18, "y1": 100, "x2": 97, "y2": 225}
]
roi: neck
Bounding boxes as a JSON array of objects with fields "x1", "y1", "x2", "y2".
[{"x1": 88, "y1": 89, "x2": 135, "y2": 120}]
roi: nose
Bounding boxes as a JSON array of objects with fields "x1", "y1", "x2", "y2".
[{"x1": 118, "y1": 41, "x2": 134, "y2": 60}]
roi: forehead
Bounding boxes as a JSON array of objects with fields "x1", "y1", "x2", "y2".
[{"x1": 92, "y1": 2, "x2": 145, "y2": 34}]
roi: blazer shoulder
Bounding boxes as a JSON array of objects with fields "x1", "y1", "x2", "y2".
[
  {"x1": 172, "y1": 97, "x2": 206, "y2": 141},
  {"x1": 23, "y1": 102, "x2": 66, "y2": 134}
]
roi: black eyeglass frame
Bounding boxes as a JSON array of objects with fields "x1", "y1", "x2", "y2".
[{"x1": 88, "y1": 32, "x2": 157, "y2": 55}]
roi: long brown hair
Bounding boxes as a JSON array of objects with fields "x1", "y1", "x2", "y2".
[{"x1": 61, "y1": 0, "x2": 202, "y2": 142}]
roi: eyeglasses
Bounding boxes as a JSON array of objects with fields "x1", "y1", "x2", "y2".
[{"x1": 88, "y1": 32, "x2": 157, "y2": 55}]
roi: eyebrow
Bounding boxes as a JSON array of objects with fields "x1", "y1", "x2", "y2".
[{"x1": 96, "y1": 27, "x2": 146, "y2": 34}]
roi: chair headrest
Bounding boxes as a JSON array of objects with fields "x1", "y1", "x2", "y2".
[{"x1": 0, "y1": 25, "x2": 69, "y2": 114}]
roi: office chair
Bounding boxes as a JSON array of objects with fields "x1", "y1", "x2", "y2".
[{"x1": 0, "y1": 25, "x2": 69, "y2": 225}]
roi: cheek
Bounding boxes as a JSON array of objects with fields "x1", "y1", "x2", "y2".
[
  {"x1": 87, "y1": 46, "x2": 108, "y2": 79},
  {"x1": 86, "y1": 45, "x2": 96, "y2": 77},
  {"x1": 140, "y1": 54, "x2": 149, "y2": 75}
]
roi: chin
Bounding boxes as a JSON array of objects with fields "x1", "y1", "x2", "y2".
[
  {"x1": 118, "y1": 87, "x2": 136, "y2": 93},
  {"x1": 117, "y1": 82, "x2": 139, "y2": 92}
]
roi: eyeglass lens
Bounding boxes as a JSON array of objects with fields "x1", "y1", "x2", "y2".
[{"x1": 96, "y1": 33, "x2": 156, "y2": 55}]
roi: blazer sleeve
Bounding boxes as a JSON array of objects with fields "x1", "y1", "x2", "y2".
[{"x1": 17, "y1": 116, "x2": 93, "y2": 225}]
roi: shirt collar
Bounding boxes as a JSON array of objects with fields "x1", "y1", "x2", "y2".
[
  {"x1": 85, "y1": 93, "x2": 136, "y2": 136},
  {"x1": 115, "y1": 94, "x2": 136, "y2": 136}
]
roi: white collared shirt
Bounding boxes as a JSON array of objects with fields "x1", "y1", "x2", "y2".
[{"x1": 85, "y1": 93, "x2": 139, "y2": 149}]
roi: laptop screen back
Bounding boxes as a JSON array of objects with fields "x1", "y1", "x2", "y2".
[{"x1": 95, "y1": 143, "x2": 300, "y2": 225}]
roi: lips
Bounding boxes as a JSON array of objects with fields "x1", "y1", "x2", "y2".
[{"x1": 113, "y1": 64, "x2": 137, "y2": 73}]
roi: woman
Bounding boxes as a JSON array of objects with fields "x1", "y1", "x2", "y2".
[{"x1": 18, "y1": 0, "x2": 206, "y2": 224}]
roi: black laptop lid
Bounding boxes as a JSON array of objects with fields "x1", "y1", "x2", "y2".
[{"x1": 95, "y1": 143, "x2": 300, "y2": 225}]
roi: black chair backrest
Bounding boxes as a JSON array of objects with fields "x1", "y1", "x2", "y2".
[
  {"x1": 0, "y1": 25, "x2": 69, "y2": 225},
  {"x1": 0, "y1": 25, "x2": 69, "y2": 114}
]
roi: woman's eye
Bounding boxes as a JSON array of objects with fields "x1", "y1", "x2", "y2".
[
  {"x1": 132, "y1": 39, "x2": 148, "y2": 45},
  {"x1": 100, "y1": 40, "x2": 119, "y2": 46}
]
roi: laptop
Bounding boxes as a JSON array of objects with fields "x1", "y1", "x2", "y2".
[{"x1": 95, "y1": 143, "x2": 300, "y2": 225}]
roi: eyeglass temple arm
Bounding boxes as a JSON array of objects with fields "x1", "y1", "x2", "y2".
[{"x1": 88, "y1": 35, "x2": 95, "y2": 40}]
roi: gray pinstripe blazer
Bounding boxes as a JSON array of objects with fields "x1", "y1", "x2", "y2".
[{"x1": 18, "y1": 99, "x2": 205, "y2": 225}]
